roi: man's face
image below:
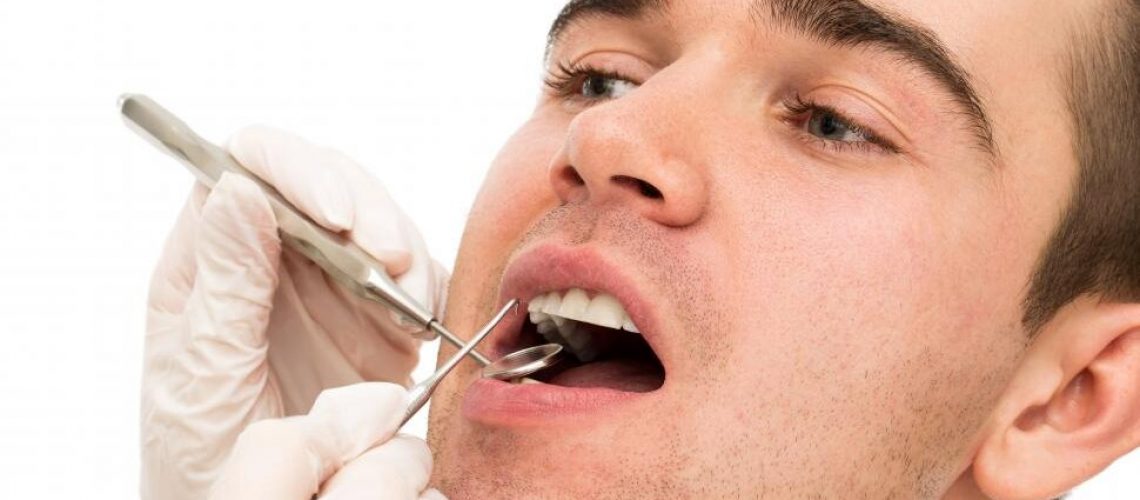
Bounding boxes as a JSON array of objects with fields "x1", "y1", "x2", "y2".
[{"x1": 427, "y1": 0, "x2": 1084, "y2": 497}]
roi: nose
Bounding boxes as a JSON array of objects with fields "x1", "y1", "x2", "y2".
[{"x1": 548, "y1": 91, "x2": 710, "y2": 228}]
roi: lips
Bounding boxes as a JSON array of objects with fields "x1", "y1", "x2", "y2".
[
  {"x1": 491, "y1": 245, "x2": 664, "y2": 359},
  {"x1": 462, "y1": 244, "x2": 667, "y2": 424}
]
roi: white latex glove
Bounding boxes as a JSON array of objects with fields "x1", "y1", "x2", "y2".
[
  {"x1": 142, "y1": 126, "x2": 448, "y2": 500},
  {"x1": 210, "y1": 383, "x2": 445, "y2": 500}
]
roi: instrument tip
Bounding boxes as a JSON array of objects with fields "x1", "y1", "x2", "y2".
[{"x1": 117, "y1": 93, "x2": 135, "y2": 111}]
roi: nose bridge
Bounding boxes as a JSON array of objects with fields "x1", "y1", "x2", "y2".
[
  {"x1": 551, "y1": 57, "x2": 723, "y2": 228},
  {"x1": 574, "y1": 54, "x2": 725, "y2": 164}
]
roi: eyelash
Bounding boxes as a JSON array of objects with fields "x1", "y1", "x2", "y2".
[
  {"x1": 543, "y1": 61, "x2": 634, "y2": 104},
  {"x1": 780, "y1": 94, "x2": 899, "y2": 154},
  {"x1": 544, "y1": 62, "x2": 900, "y2": 155}
]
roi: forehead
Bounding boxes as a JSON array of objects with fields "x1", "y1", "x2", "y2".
[{"x1": 551, "y1": 0, "x2": 1076, "y2": 51}]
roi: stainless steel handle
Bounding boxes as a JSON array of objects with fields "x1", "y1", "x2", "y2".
[{"x1": 120, "y1": 94, "x2": 436, "y2": 339}]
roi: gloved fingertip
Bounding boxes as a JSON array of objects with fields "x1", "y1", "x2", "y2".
[
  {"x1": 224, "y1": 124, "x2": 281, "y2": 168},
  {"x1": 229, "y1": 125, "x2": 360, "y2": 234},
  {"x1": 213, "y1": 170, "x2": 258, "y2": 193},
  {"x1": 364, "y1": 248, "x2": 412, "y2": 277},
  {"x1": 308, "y1": 383, "x2": 411, "y2": 462},
  {"x1": 317, "y1": 435, "x2": 434, "y2": 500},
  {"x1": 190, "y1": 181, "x2": 210, "y2": 208},
  {"x1": 204, "y1": 173, "x2": 278, "y2": 235},
  {"x1": 313, "y1": 163, "x2": 356, "y2": 232},
  {"x1": 149, "y1": 181, "x2": 217, "y2": 299},
  {"x1": 387, "y1": 434, "x2": 433, "y2": 470},
  {"x1": 419, "y1": 488, "x2": 449, "y2": 500}
]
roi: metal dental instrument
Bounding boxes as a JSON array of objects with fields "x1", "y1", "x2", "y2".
[
  {"x1": 482, "y1": 344, "x2": 564, "y2": 381},
  {"x1": 120, "y1": 93, "x2": 567, "y2": 383},
  {"x1": 401, "y1": 299, "x2": 516, "y2": 425},
  {"x1": 119, "y1": 93, "x2": 492, "y2": 365}
]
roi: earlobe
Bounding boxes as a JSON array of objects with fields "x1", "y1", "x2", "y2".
[{"x1": 970, "y1": 300, "x2": 1140, "y2": 500}]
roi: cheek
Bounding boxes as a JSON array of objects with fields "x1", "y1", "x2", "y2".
[
  {"x1": 448, "y1": 116, "x2": 565, "y2": 311},
  {"x1": 722, "y1": 161, "x2": 1021, "y2": 355},
  {"x1": 697, "y1": 160, "x2": 1024, "y2": 482},
  {"x1": 467, "y1": 123, "x2": 562, "y2": 252}
]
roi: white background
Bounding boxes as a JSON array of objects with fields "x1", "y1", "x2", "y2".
[{"x1": 0, "y1": 1, "x2": 1135, "y2": 497}]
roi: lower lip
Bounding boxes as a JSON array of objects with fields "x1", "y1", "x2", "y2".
[{"x1": 462, "y1": 378, "x2": 642, "y2": 425}]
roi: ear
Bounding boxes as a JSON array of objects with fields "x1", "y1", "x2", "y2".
[{"x1": 970, "y1": 296, "x2": 1140, "y2": 500}]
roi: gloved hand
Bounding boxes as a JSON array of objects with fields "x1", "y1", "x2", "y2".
[
  {"x1": 142, "y1": 126, "x2": 448, "y2": 500},
  {"x1": 210, "y1": 383, "x2": 444, "y2": 500}
]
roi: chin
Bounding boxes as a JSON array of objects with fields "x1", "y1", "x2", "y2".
[{"x1": 429, "y1": 428, "x2": 683, "y2": 500}]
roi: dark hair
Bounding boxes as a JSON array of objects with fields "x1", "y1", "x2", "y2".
[{"x1": 1022, "y1": 0, "x2": 1140, "y2": 333}]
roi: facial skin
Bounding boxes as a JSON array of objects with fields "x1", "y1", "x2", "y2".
[{"x1": 424, "y1": 0, "x2": 1123, "y2": 497}]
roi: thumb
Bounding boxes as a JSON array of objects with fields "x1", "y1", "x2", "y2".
[
  {"x1": 318, "y1": 435, "x2": 434, "y2": 500},
  {"x1": 210, "y1": 383, "x2": 410, "y2": 500}
]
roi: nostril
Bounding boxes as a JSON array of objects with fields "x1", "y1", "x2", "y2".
[
  {"x1": 560, "y1": 167, "x2": 586, "y2": 187},
  {"x1": 612, "y1": 175, "x2": 663, "y2": 200}
]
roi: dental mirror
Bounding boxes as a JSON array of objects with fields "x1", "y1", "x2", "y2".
[
  {"x1": 401, "y1": 305, "x2": 567, "y2": 426},
  {"x1": 482, "y1": 343, "x2": 565, "y2": 381}
]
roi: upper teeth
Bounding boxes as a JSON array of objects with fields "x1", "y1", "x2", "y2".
[{"x1": 526, "y1": 288, "x2": 640, "y2": 362}]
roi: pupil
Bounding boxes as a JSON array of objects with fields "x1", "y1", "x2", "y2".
[
  {"x1": 586, "y1": 76, "x2": 608, "y2": 97},
  {"x1": 819, "y1": 114, "x2": 839, "y2": 136}
]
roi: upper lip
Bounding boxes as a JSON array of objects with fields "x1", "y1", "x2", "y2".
[{"x1": 489, "y1": 243, "x2": 664, "y2": 367}]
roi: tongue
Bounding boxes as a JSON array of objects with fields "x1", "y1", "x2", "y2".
[{"x1": 546, "y1": 359, "x2": 664, "y2": 393}]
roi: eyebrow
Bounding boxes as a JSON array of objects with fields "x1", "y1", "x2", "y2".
[
  {"x1": 546, "y1": 0, "x2": 665, "y2": 59},
  {"x1": 546, "y1": 0, "x2": 997, "y2": 156}
]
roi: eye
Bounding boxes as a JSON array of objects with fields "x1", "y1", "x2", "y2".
[
  {"x1": 545, "y1": 62, "x2": 639, "y2": 104},
  {"x1": 807, "y1": 111, "x2": 867, "y2": 143},
  {"x1": 782, "y1": 95, "x2": 900, "y2": 154},
  {"x1": 581, "y1": 74, "x2": 637, "y2": 100}
]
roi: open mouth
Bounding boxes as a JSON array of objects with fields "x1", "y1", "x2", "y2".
[
  {"x1": 464, "y1": 244, "x2": 669, "y2": 424},
  {"x1": 507, "y1": 288, "x2": 665, "y2": 393}
]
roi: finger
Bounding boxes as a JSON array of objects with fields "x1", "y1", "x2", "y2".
[
  {"x1": 147, "y1": 182, "x2": 210, "y2": 317},
  {"x1": 186, "y1": 173, "x2": 281, "y2": 348},
  {"x1": 384, "y1": 250, "x2": 446, "y2": 323},
  {"x1": 145, "y1": 174, "x2": 284, "y2": 497},
  {"x1": 227, "y1": 125, "x2": 417, "y2": 277},
  {"x1": 306, "y1": 383, "x2": 409, "y2": 464},
  {"x1": 318, "y1": 435, "x2": 433, "y2": 500},
  {"x1": 227, "y1": 125, "x2": 355, "y2": 233},
  {"x1": 339, "y1": 165, "x2": 419, "y2": 276},
  {"x1": 336, "y1": 161, "x2": 443, "y2": 300},
  {"x1": 210, "y1": 383, "x2": 410, "y2": 500},
  {"x1": 209, "y1": 417, "x2": 314, "y2": 500},
  {"x1": 418, "y1": 489, "x2": 448, "y2": 500}
]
